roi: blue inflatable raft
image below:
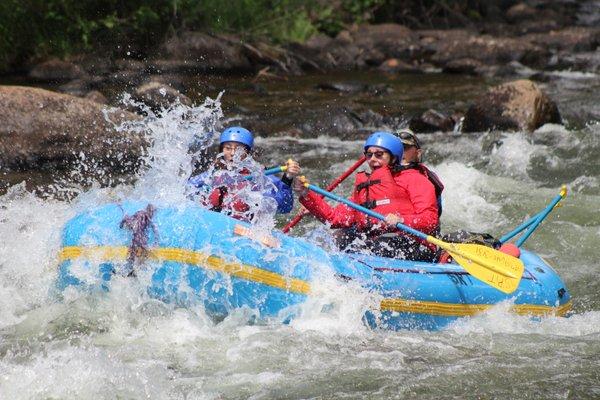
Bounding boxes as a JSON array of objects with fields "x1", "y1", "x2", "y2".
[{"x1": 56, "y1": 201, "x2": 571, "y2": 330}]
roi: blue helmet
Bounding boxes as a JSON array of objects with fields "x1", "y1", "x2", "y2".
[
  {"x1": 364, "y1": 131, "x2": 403, "y2": 161},
  {"x1": 219, "y1": 126, "x2": 254, "y2": 149}
]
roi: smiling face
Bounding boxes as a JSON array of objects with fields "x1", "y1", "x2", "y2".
[
  {"x1": 221, "y1": 141, "x2": 249, "y2": 162},
  {"x1": 364, "y1": 146, "x2": 393, "y2": 171}
]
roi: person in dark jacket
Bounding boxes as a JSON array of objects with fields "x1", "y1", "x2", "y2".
[
  {"x1": 189, "y1": 126, "x2": 300, "y2": 222},
  {"x1": 293, "y1": 131, "x2": 439, "y2": 261}
]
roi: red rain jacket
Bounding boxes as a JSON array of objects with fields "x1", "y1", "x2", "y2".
[{"x1": 300, "y1": 165, "x2": 439, "y2": 247}]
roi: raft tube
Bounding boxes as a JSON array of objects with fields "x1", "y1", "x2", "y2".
[{"x1": 56, "y1": 201, "x2": 571, "y2": 330}]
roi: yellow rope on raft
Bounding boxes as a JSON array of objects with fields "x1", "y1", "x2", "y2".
[{"x1": 59, "y1": 246, "x2": 571, "y2": 318}]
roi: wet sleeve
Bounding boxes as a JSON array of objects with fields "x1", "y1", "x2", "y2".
[
  {"x1": 299, "y1": 191, "x2": 359, "y2": 228},
  {"x1": 399, "y1": 173, "x2": 439, "y2": 234},
  {"x1": 268, "y1": 176, "x2": 294, "y2": 214},
  {"x1": 188, "y1": 172, "x2": 210, "y2": 188}
]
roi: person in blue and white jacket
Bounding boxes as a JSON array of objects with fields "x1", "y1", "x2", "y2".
[{"x1": 189, "y1": 126, "x2": 300, "y2": 222}]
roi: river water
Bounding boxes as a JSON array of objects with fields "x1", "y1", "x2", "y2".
[{"x1": 1, "y1": 70, "x2": 599, "y2": 399}]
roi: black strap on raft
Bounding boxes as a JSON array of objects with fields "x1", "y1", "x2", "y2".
[{"x1": 119, "y1": 204, "x2": 157, "y2": 276}]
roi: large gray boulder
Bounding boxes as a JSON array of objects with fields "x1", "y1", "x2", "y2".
[
  {"x1": 462, "y1": 79, "x2": 561, "y2": 133},
  {"x1": 0, "y1": 86, "x2": 145, "y2": 171}
]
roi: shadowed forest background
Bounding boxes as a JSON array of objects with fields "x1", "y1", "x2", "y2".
[{"x1": 0, "y1": 0, "x2": 568, "y2": 73}]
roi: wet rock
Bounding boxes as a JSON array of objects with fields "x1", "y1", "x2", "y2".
[
  {"x1": 351, "y1": 24, "x2": 417, "y2": 61},
  {"x1": 525, "y1": 27, "x2": 600, "y2": 53},
  {"x1": 515, "y1": 19, "x2": 561, "y2": 35},
  {"x1": 84, "y1": 90, "x2": 108, "y2": 104},
  {"x1": 58, "y1": 79, "x2": 92, "y2": 97},
  {"x1": 74, "y1": 56, "x2": 114, "y2": 76},
  {"x1": 302, "y1": 34, "x2": 334, "y2": 51},
  {"x1": 298, "y1": 107, "x2": 368, "y2": 139},
  {"x1": 442, "y1": 58, "x2": 483, "y2": 75},
  {"x1": 423, "y1": 29, "x2": 550, "y2": 69},
  {"x1": 356, "y1": 109, "x2": 398, "y2": 129},
  {"x1": 409, "y1": 109, "x2": 456, "y2": 133},
  {"x1": 133, "y1": 81, "x2": 192, "y2": 112},
  {"x1": 145, "y1": 73, "x2": 188, "y2": 93},
  {"x1": 317, "y1": 40, "x2": 365, "y2": 69},
  {"x1": 29, "y1": 59, "x2": 87, "y2": 82},
  {"x1": 242, "y1": 42, "x2": 304, "y2": 75},
  {"x1": 300, "y1": 24, "x2": 421, "y2": 70},
  {"x1": 378, "y1": 59, "x2": 422, "y2": 74},
  {"x1": 0, "y1": 86, "x2": 144, "y2": 171},
  {"x1": 462, "y1": 79, "x2": 561, "y2": 133},
  {"x1": 505, "y1": 3, "x2": 537, "y2": 23},
  {"x1": 162, "y1": 32, "x2": 252, "y2": 72},
  {"x1": 297, "y1": 106, "x2": 400, "y2": 140}
]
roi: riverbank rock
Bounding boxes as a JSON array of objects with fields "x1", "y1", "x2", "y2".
[
  {"x1": 422, "y1": 29, "x2": 550, "y2": 69},
  {"x1": 84, "y1": 90, "x2": 108, "y2": 104},
  {"x1": 161, "y1": 32, "x2": 252, "y2": 72},
  {"x1": 0, "y1": 86, "x2": 145, "y2": 171},
  {"x1": 133, "y1": 81, "x2": 191, "y2": 112},
  {"x1": 505, "y1": 3, "x2": 537, "y2": 23},
  {"x1": 462, "y1": 80, "x2": 561, "y2": 133},
  {"x1": 29, "y1": 59, "x2": 88, "y2": 82},
  {"x1": 409, "y1": 109, "x2": 456, "y2": 133},
  {"x1": 378, "y1": 58, "x2": 422, "y2": 73}
]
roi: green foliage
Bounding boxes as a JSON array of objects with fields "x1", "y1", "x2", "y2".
[
  {"x1": 0, "y1": 0, "x2": 495, "y2": 73},
  {"x1": 177, "y1": 0, "x2": 321, "y2": 43},
  {"x1": 0, "y1": 0, "x2": 175, "y2": 72}
]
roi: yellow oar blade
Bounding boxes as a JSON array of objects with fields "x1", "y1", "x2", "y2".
[{"x1": 429, "y1": 238, "x2": 525, "y2": 294}]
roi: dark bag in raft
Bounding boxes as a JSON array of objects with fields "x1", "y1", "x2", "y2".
[
  {"x1": 437, "y1": 230, "x2": 501, "y2": 263},
  {"x1": 441, "y1": 230, "x2": 501, "y2": 248}
]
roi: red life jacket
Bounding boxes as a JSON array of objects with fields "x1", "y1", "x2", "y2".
[
  {"x1": 353, "y1": 166, "x2": 439, "y2": 252},
  {"x1": 206, "y1": 170, "x2": 252, "y2": 221},
  {"x1": 352, "y1": 166, "x2": 412, "y2": 229},
  {"x1": 399, "y1": 163, "x2": 444, "y2": 216},
  {"x1": 300, "y1": 165, "x2": 439, "y2": 247}
]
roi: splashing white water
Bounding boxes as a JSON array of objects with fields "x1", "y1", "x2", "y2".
[{"x1": 116, "y1": 93, "x2": 225, "y2": 204}]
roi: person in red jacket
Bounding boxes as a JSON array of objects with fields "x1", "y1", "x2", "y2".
[
  {"x1": 293, "y1": 131, "x2": 439, "y2": 261},
  {"x1": 398, "y1": 129, "x2": 445, "y2": 218}
]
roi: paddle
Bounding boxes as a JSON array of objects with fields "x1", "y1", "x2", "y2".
[
  {"x1": 243, "y1": 165, "x2": 287, "y2": 181},
  {"x1": 500, "y1": 186, "x2": 567, "y2": 247},
  {"x1": 301, "y1": 179, "x2": 525, "y2": 294},
  {"x1": 282, "y1": 156, "x2": 366, "y2": 233}
]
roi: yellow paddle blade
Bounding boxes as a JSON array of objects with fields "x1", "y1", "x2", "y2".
[{"x1": 429, "y1": 237, "x2": 525, "y2": 294}]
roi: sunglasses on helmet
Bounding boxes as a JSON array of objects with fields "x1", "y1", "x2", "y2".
[{"x1": 399, "y1": 131, "x2": 420, "y2": 149}]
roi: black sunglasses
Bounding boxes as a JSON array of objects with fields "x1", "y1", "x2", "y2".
[{"x1": 364, "y1": 150, "x2": 387, "y2": 159}]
